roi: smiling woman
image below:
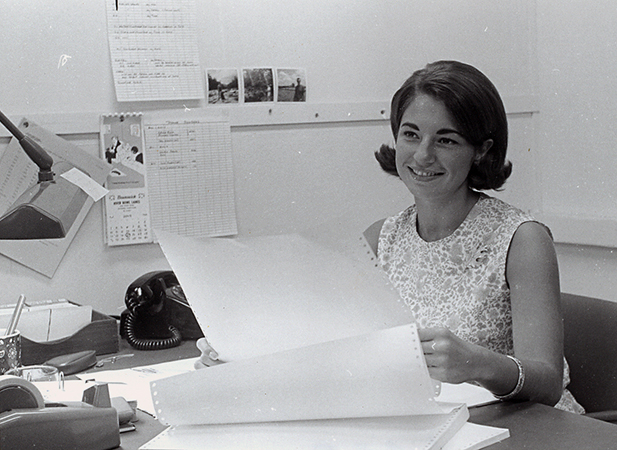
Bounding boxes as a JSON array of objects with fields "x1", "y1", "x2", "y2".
[
  {"x1": 376, "y1": 60, "x2": 511, "y2": 193},
  {"x1": 370, "y1": 60, "x2": 584, "y2": 414}
]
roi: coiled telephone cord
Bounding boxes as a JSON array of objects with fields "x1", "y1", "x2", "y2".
[{"x1": 122, "y1": 311, "x2": 182, "y2": 350}]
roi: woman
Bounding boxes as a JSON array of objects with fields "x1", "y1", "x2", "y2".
[{"x1": 367, "y1": 60, "x2": 583, "y2": 412}]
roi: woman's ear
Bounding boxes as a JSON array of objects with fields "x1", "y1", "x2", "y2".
[{"x1": 475, "y1": 139, "x2": 493, "y2": 162}]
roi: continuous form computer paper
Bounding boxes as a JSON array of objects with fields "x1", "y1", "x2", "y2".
[
  {"x1": 153, "y1": 231, "x2": 450, "y2": 423},
  {"x1": 141, "y1": 405, "x2": 470, "y2": 450},
  {"x1": 146, "y1": 231, "x2": 489, "y2": 448},
  {"x1": 151, "y1": 324, "x2": 443, "y2": 426},
  {"x1": 154, "y1": 230, "x2": 413, "y2": 362},
  {"x1": 140, "y1": 406, "x2": 470, "y2": 450}
]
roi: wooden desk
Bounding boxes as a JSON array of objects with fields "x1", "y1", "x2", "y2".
[
  {"x1": 469, "y1": 402, "x2": 617, "y2": 449},
  {"x1": 96, "y1": 340, "x2": 617, "y2": 450}
]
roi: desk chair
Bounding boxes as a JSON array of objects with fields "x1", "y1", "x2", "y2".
[{"x1": 562, "y1": 293, "x2": 617, "y2": 422}]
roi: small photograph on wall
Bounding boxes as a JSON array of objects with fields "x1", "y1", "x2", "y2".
[
  {"x1": 242, "y1": 68, "x2": 274, "y2": 103},
  {"x1": 207, "y1": 68, "x2": 240, "y2": 104},
  {"x1": 276, "y1": 68, "x2": 307, "y2": 102}
]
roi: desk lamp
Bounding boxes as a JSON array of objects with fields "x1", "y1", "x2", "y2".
[{"x1": 0, "y1": 109, "x2": 86, "y2": 239}]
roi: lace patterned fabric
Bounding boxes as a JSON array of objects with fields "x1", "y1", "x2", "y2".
[{"x1": 378, "y1": 194, "x2": 584, "y2": 414}]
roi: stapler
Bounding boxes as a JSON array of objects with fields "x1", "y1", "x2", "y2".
[{"x1": 0, "y1": 375, "x2": 120, "y2": 450}]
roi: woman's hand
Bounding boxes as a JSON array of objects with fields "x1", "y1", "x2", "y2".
[
  {"x1": 418, "y1": 326, "x2": 484, "y2": 384},
  {"x1": 194, "y1": 337, "x2": 224, "y2": 369}
]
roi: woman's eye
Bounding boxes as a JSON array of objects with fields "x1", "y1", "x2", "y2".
[
  {"x1": 438, "y1": 137, "x2": 459, "y2": 145},
  {"x1": 401, "y1": 130, "x2": 419, "y2": 139}
]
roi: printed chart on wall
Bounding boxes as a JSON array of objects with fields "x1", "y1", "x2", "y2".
[
  {"x1": 100, "y1": 113, "x2": 152, "y2": 246},
  {"x1": 105, "y1": 0, "x2": 204, "y2": 102},
  {"x1": 144, "y1": 111, "x2": 237, "y2": 238}
]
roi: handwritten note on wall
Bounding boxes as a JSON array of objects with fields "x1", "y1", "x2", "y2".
[{"x1": 106, "y1": 0, "x2": 204, "y2": 102}]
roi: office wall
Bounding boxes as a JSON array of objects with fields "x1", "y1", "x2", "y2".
[
  {"x1": 536, "y1": 0, "x2": 617, "y2": 300},
  {"x1": 0, "y1": 0, "x2": 581, "y2": 314},
  {"x1": 537, "y1": 0, "x2": 617, "y2": 225},
  {"x1": 0, "y1": 0, "x2": 536, "y2": 112}
]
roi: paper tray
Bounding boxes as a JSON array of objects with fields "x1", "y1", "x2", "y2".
[{"x1": 21, "y1": 309, "x2": 119, "y2": 365}]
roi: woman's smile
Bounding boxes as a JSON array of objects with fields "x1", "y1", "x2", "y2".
[{"x1": 409, "y1": 166, "x2": 444, "y2": 179}]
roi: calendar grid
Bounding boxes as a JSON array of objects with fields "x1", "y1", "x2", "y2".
[{"x1": 100, "y1": 113, "x2": 153, "y2": 246}]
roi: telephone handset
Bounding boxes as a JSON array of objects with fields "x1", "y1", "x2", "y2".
[{"x1": 121, "y1": 270, "x2": 203, "y2": 350}]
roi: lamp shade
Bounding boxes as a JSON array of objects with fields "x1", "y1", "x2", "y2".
[{"x1": 0, "y1": 162, "x2": 87, "y2": 239}]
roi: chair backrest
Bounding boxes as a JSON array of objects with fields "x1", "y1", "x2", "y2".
[{"x1": 562, "y1": 293, "x2": 617, "y2": 413}]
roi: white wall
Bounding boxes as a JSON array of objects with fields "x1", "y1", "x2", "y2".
[
  {"x1": 0, "y1": 0, "x2": 536, "y2": 113},
  {"x1": 5, "y1": 0, "x2": 608, "y2": 314},
  {"x1": 537, "y1": 0, "x2": 617, "y2": 222},
  {"x1": 536, "y1": 0, "x2": 617, "y2": 300}
]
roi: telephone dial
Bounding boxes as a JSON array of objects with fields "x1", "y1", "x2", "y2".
[{"x1": 120, "y1": 270, "x2": 203, "y2": 350}]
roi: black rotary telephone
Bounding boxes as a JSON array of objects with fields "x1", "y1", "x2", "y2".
[{"x1": 120, "y1": 271, "x2": 203, "y2": 350}]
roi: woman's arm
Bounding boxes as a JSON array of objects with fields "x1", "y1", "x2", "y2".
[
  {"x1": 502, "y1": 221, "x2": 564, "y2": 405},
  {"x1": 420, "y1": 221, "x2": 564, "y2": 406}
]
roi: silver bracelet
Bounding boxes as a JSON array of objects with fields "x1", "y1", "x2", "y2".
[{"x1": 494, "y1": 355, "x2": 525, "y2": 401}]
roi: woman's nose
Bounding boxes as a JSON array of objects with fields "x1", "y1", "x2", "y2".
[{"x1": 415, "y1": 139, "x2": 435, "y2": 164}]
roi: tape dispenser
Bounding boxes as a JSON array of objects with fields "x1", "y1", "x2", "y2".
[{"x1": 0, "y1": 375, "x2": 120, "y2": 450}]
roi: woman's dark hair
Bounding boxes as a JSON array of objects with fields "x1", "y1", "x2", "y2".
[{"x1": 375, "y1": 60, "x2": 512, "y2": 190}]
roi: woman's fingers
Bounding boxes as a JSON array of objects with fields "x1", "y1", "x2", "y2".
[
  {"x1": 194, "y1": 337, "x2": 224, "y2": 369},
  {"x1": 421, "y1": 339, "x2": 438, "y2": 354},
  {"x1": 418, "y1": 326, "x2": 448, "y2": 356},
  {"x1": 196, "y1": 337, "x2": 220, "y2": 360}
]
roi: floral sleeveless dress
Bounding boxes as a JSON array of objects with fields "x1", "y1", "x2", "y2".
[{"x1": 377, "y1": 194, "x2": 584, "y2": 413}]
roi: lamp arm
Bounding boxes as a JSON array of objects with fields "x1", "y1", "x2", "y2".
[{"x1": 0, "y1": 109, "x2": 54, "y2": 182}]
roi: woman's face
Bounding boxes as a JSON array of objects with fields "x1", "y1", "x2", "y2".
[{"x1": 395, "y1": 94, "x2": 480, "y2": 202}]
